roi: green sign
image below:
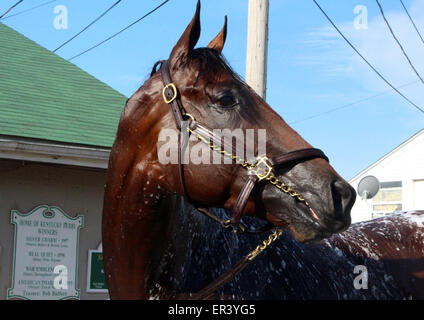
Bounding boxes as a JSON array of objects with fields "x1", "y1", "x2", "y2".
[{"x1": 87, "y1": 248, "x2": 107, "y2": 293}]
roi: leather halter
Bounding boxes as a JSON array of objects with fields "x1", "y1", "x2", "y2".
[
  {"x1": 153, "y1": 59, "x2": 330, "y2": 299},
  {"x1": 158, "y1": 59, "x2": 329, "y2": 233}
]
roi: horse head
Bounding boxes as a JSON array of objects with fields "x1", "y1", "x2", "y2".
[
  {"x1": 102, "y1": 0, "x2": 356, "y2": 299},
  {"x1": 152, "y1": 1, "x2": 355, "y2": 241}
]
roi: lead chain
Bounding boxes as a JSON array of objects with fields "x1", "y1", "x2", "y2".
[
  {"x1": 186, "y1": 121, "x2": 307, "y2": 262},
  {"x1": 186, "y1": 125, "x2": 309, "y2": 207},
  {"x1": 247, "y1": 228, "x2": 283, "y2": 261}
]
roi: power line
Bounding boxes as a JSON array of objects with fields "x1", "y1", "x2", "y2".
[
  {"x1": 68, "y1": 0, "x2": 170, "y2": 61},
  {"x1": 399, "y1": 0, "x2": 424, "y2": 46},
  {"x1": 376, "y1": 0, "x2": 424, "y2": 86},
  {"x1": 0, "y1": 0, "x2": 56, "y2": 21},
  {"x1": 289, "y1": 80, "x2": 420, "y2": 125},
  {"x1": 312, "y1": 0, "x2": 424, "y2": 115},
  {"x1": 0, "y1": 0, "x2": 24, "y2": 19},
  {"x1": 53, "y1": 0, "x2": 122, "y2": 53}
]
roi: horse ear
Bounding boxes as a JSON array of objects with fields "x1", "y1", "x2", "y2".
[
  {"x1": 207, "y1": 16, "x2": 227, "y2": 53},
  {"x1": 169, "y1": 0, "x2": 201, "y2": 66}
]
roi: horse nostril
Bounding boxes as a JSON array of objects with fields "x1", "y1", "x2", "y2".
[
  {"x1": 332, "y1": 180, "x2": 352, "y2": 199},
  {"x1": 330, "y1": 180, "x2": 355, "y2": 223}
]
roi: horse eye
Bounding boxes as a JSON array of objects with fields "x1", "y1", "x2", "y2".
[{"x1": 216, "y1": 95, "x2": 237, "y2": 108}]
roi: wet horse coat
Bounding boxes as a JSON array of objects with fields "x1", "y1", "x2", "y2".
[{"x1": 152, "y1": 204, "x2": 424, "y2": 299}]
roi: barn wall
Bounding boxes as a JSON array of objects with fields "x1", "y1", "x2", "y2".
[{"x1": 0, "y1": 161, "x2": 109, "y2": 300}]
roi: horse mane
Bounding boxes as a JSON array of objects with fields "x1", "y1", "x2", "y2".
[
  {"x1": 190, "y1": 48, "x2": 237, "y2": 77},
  {"x1": 150, "y1": 47, "x2": 243, "y2": 83}
]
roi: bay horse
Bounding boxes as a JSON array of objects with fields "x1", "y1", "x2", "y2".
[{"x1": 102, "y1": 1, "x2": 358, "y2": 299}]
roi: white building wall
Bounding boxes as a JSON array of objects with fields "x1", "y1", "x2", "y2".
[{"x1": 350, "y1": 129, "x2": 424, "y2": 223}]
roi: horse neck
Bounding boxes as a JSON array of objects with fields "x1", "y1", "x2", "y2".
[
  {"x1": 102, "y1": 81, "x2": 184, "y2": 299},
  {"x1": 102, "y1": 155, "x2": 180, "y2": 298}
]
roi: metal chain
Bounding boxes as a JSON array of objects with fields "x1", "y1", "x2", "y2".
[
  {"x1": 187, "y1": 126, "x2": 256, "y2": 170},
  {"x1": 247, "y1": 228, "x2": 283, "y2": 261},
  {"x1": 186, "y1": 120, "x2": 310, "y2": 207},
  {"x1": 185, "y1": 115, "x2": 309, "y2": 262}
]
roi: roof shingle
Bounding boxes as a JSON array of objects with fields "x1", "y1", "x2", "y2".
[{"x1": 0, "y1": 23, "x2": 127, "y2": 147}]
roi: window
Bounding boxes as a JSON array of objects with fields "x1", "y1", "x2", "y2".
[{"x1": 372, "y1": 181, "x2": 402, "y2": 219}]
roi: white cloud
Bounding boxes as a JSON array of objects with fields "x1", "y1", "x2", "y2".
[{"x1": 299, "y1": 0, "x2": 424, "y2": 99}]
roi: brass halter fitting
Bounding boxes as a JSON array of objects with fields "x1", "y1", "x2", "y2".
[
  {"x1": 222, "y1": 219, "x2": 246, "y2": 234},
  {"x1": 162, "y1": 83, "x2": 178, "y2": 104},
  {"x1": 184, "y1": 113, "x2": 195, "y2": 123},
  {"x1": 249, "y1": 156, "x2": 273, "y2": 181}
]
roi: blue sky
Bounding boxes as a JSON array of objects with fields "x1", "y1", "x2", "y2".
[{"x1": 2, "y1": 0, "x2": 424, "y2": 181}]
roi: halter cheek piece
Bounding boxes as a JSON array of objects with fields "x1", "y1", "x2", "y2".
[
  {"x1": 157, "y1": 59, "x2": 329, "y2": 233},
  {"x1": 155, "y1": 59, "x2": 329, "y2": 299}
]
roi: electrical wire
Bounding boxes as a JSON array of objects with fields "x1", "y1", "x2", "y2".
[
  {"x1": 68, "y1": 0, "x2": 170, "y2": 61},
  {"x1": 376, "y1": 0, "x2": 424, "y2": 86},
  {"x1": 0, "y1": 0, "x2": 56, "y2": 21},
  {"x1": 312, "y1": 0, "x2": 424, "y2": 115},
  {"x1": 0, "y1": 0, "x2": 24, "y2": 19},
  {"x1": 289, "y1": 80, "x2": 420, "y2": 125},
  {"x1": 400, "y1": 0, "x2": 424, "y2": 46},
  {"x1": 53, "y1": 0, "x2": 122, "y2": 53}
]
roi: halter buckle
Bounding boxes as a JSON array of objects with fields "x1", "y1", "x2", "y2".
[
  {"x1": 222, "y1": 219, "x2": 246, "y2": 234},
  {"x1": 162, "y1": 83, "x2": 178, "y2": 104},
  {"x1": 250, "y1": 156, "x2": 273, "y2": 181}
]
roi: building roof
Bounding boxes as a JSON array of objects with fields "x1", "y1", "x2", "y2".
[
  {"x1": 349, "y1": 127, "x2": 424, "y2": 183},
  {"x1": 0, "y1": 23, "x2": 127, "y2": 148}
]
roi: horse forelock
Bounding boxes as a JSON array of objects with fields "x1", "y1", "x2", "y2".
[{"x1": 150, "y1": 48, "x2": 240, "y2": 84}]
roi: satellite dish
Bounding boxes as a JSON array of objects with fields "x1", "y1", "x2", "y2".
[{"x1": 357, "y1": 175, "x2": 380, "y2": 200}]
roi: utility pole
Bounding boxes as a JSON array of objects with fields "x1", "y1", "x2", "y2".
[{"x1": 245, "y1": 0, "x2": 269, "y2": 100}]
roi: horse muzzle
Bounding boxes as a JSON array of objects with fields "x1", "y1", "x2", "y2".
[{"x1": 263, "y1": 178, "x2": 356, "y2": 243}]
